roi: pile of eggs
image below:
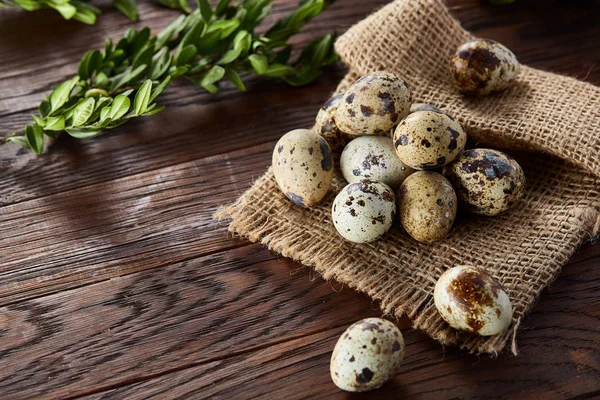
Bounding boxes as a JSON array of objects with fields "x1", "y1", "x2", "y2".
[{"x1": 271, "y1": 38, "x2": 524, "y2": 392}]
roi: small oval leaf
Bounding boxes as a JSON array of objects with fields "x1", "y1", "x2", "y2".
[{"x1": 134, "y1": 80, "x2": 153, "y2": 116}]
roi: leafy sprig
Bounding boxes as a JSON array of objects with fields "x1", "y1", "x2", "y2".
[
  {"x1": 0, "y1": 0, "x2": 139, "y2": 24},
  {"x1": 0, "y1": 0, "x2": 194, "y2": 24},
  {"x1": 3, "y1": 0, "x2": 339, "y2": 154}
]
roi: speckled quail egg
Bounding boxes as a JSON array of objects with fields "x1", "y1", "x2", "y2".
[
  {"x1": 340, "y1": 136, "x2": 415, "y2": 190},
  {"x1": 314, "y1": 93, "x2": 354, "y2": 153},
  {"x1": 434, "y1": 265, "x2": 513, "y2": 336},
  {"x1": 410, "y1": 103, "x2": 444, "y2": 114},
  {"x1": 397, "y1": 171, "x2": 457, "y2": 243},
  {"x1": 331, "y1": 318, "x2": 405, "y2": 392},
  {"x1": 332, "y1": 180, "x2": 396, "y2": 243},
  {"x1": 450, "y1": 38, "x2": 520, "y2": 95},
  {"x1": 336, "y1": 71, "x2": 412, "y2": 136},
  {"x1": 272, "y1": 129, "x2": 334, "y2": 207},
  {"x1": 442, "y1": 148, "x2": 525, "y2": 216},
  {"x1": 393, "y1": 110, "x2": 466, "y2": 170}
]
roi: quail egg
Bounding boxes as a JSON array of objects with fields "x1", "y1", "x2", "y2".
[
  {"x1": 272, "y1": 129, "x2": 334, "y2": 207},
  {"x1": 332, "y1": 180, "x2": 396, "y2": 243},
  {"x1": 314, "y1": 93, "x2": 354, "y2": 153},
  {"x1": 398, "y1": 171, "x2": 457, "y2": 243},
  {"x1": 393, "y1": 110, "x2": 466, "y2": 170},
  {"x1": 340, "y1": 136, "x2": 415, "y2": 190},
  {"x1": 434, "y1": 265, "x2": 513, "y2": 336},
  {"x1": 336, "y1": 71, "x2": 412, "y2": 136},
  {"x1": 410, "y1": 103, "x2": 444, "y2": 114},
  {"x1": 442, "y1": 148, "x2": 525, "y2": 216},
  {"x1": 330, "y1": 318, "x2": 405, "y2": 392},
  {"x1": 450, "y1": 38, "x2": 520, "y2": 95}
]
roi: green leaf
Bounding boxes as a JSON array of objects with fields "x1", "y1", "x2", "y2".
[
  {"x1": 150, "y1": 47, "x2": 172, "y2": 80},
  {"x1": 39, "y1": 100, "x2": 51, "y2": 118},
  {"x1": 201, "y1": 65, "x2": 225, "y2": 86},
  {"x1": 158, "y1": 0, "x2": 191, "y2": 13},
  {"x1": 7, "y1": 136, "x2": 31, "y2": 149},
  {"x1": 49, "y1": 76, "x2": 80, "y2": 114},
  {"x1": 224, "y1": 68, "x2": 246, "y2": 91},
  {"x1": 169, "y1": 65, "x2": 190, "y2": 78},
  {"x1": 134, "y1": 79, "x2": 153, "y2": 116},
  {"x1": 132, "y1": 44, "x2": 154, "y2": 72},
  {"x1": 180, "y1": 19, "x2": 205, "y2": 48},
  {"x1": 44, "y1": 116, "x2": 66, "y2": 131},
  {"x1": 95, "y1": 72, "x2": 109, "y2": 87},
  {"x1": 72, "y1": 97, "x2": 95, "y2": 126},
  {"x1": 156, "y1": 14, "x2": 187, "y2": 48},
  {"x1": 208, "y1": 19, "x2": 240, "y2": 39},
  {"x1": 248, "y1": 54, "x2": 268, "y2": 74},
  {"x1": 66, "y1": 128, "x2": 102, "y2": 139},
  {"x1": 149, "y1": 76, "x2": 172, "y2": 103},
  {"x1": 193, "y1": 29, "x2": 221, "y2": 53},
  {"x1": 25, "y1": 124, "x2": 44, "y2": 154},
  {"x1": 78, "y1": 50, "x2": 103, "y2": 81},
  {"x1": 215, "y1": 0, "x2": 231, "y2": 15},
  {"x1": 109, "y1": 64, "x2": 147, "y2": 92},
  {"x1": 140, "y1": 105, "x2": 165, "y2": 116},
  {"x1": 52, "y1": 2, "x2": 76, "y2": 19},
  {"x1": 197, "y1": 0, "x2": 212, "y2": 21},
  {"x1": 217, "y1": 48, "x2": 241, "y2": 65},
  {"x1": 109, "y1": 94, "x2": 131, "y2": 119},
  {"x1": 71, "y1": 2, "x2": 99, "y2": 24},
  {"x1": 32, "y1": 115, "x2": 45, "y2": 127},
  {"x1": 263, "y1": 63, "x2": 295, "y2": 77},
  {"x1": 100, "y1": 106, "x2": 111, "y2": 122},
  {"x1": 233, "y1": 30, "x2": 252, "y2": 54},
  {"x1": 113, "y1": 0, "x2": 138, "y2": 21},
  {"x1": 201, "y1": 82, "x2": 219, "y2": 94},
  {"x1": 176, "y1": 44, "x2": 197, "y2": 67}
]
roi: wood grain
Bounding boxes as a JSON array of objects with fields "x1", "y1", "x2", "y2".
[{"x1": 0, "y1": 0, "x2": 598, "y2": 398}]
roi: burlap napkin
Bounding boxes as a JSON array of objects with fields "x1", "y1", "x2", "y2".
[{"x1": 216, "y1": 0, "x2": 600, "y2": 354}]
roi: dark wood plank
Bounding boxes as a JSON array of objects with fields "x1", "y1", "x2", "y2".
[
  {"x1": 0, "y1": 142, "x2": 274, "y2": 304},
  {"x1": 0, "y1": 243, "x2": 380, "y2": 399},
  {"x1": 0, "y1": 243, "x2": 593, "y2": 400}
]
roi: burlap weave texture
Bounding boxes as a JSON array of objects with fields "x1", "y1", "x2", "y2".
[{"x1": 216, "y1": 0, "x2": 600, "y2": 354}]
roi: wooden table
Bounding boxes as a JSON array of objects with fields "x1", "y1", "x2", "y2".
[{"x1": 1, "y1": 0, "x2": 598, "y2": 398}]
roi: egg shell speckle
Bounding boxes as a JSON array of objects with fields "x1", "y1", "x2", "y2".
[
  {"x1": 332, "y1": 180, "x2": 396, "y2": 243},
  {"x1": 398, "y1": 171, "x2": 457, "y2": 243},
  {"x1": 336, "y1": 71, "x2": 412, "y2": 136},
  {"x1": 393, "y1": 111, "x2": 466, "y2": 170},
  {"x1": 442, "y1": 148, "x2": 525, "y2": 216},
  {"x1": 450, "y1": 38, "x2": 520, "y2": 95},
  {"x1": 340, "y1": 136, "x2": 415, "y2": 190},
  {"x1": 315, "y1": 93, "x2": 355, "y2": 153},
  {"x1": 272, "y1": 129, "x2": 334, "y2": 207},
  {"x1": 434, "y1": 265, "x2": 513, "y2": 336},
  {"x1": 330, "y1": 318, "x2": 405, "y2": 392}
]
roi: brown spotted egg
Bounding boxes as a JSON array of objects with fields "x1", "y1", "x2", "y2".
[
  {"x1": 272, "y1": 129, "x2": 334, "y2": 207},
  {"x1": 336, "y1": 71, "x2": 411, "y2": 136},
  {"x1": 340, "y1": 136, "x2": 415, "y2": 190},
  {"x1": 393, "y1": 110, "x2": 466, "y2": 170},
  {"x1": 330, "y1": 318, "x2": 405, "y2": 392},
  {"x1": 410, "y1": 103, "x2": 444, "y2": 114},
  {"x1": 332, "y1": 181, "x2": 396, "y2": 243},
  {"x1": 442, "y1": 148, "x2": 525, "y2": 216},
  {"x1": 450, "y1": 38, "x2": 520, "y2": 95},
  {"x1": 434, "y1": 265, "x2": 513, "y2": 336},
  {"x1": 314, "y1": 93, "x2": 354, "y2": 153},
  {"x1": 398, "y1": 171, "x2": 457, "y2": 243}
]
